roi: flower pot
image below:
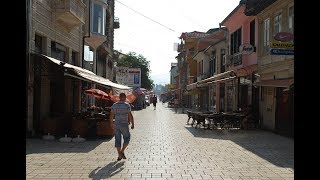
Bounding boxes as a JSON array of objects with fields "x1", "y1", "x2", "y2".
[
  {"x1": 96, "y1": 120, "x2": 114, "y2": 136},
  {"x1": 71, "y1": 118, "x2": 88, "y2": 137}
]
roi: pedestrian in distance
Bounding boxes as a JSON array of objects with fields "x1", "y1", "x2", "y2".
[
  {"x1": 152, "y1": 95, "x2": 157, "y2": 110},
  {"x1": 109, "y1": 93, "x2": 134, "y2": 161}
]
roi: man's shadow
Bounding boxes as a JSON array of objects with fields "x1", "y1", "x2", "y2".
[{"x1": 88, "y1": 161, "x2": 125, "y2": 180}]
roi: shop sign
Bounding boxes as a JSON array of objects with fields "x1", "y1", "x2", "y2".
[
  {"x1": 116, "y1": 67, "x2": 141, "y2": 87},
  {"x1": 270, "y1": 42, "x2": 294, "y2": 49},
  {"x1": 270, "y1": 49, "x2": 294, "y2": 55},
  {"x1": 274, "y1": 32, "x2": 294, "y2": 42},
  {"x1": 239, "y1": 43, "x2": 255, "y2": 55}
]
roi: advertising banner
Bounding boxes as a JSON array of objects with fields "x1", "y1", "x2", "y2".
[{"x1": 116, "y1": 67, "x2": 141, "y2": 87}]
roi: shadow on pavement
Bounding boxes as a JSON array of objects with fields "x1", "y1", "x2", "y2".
[
  {"x1": 185, "y1": 126, "x2": 294, "y2": 169},
  {"x1": 89, "y1": 161, "x2": 125, "y2": 180},
  {"x1": 26, "y1": 137, "x2": 113, "y2": 154},
  {"x1": 165, "y1": 107, "x2": 186, "y2": 114}
]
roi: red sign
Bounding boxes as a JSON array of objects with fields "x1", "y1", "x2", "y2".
[
  {"x1": 239, "y1": 43, "x2": 254, "y2": 55},
  {"x1": 274, "y1": 32, "x2": 294, "y2": 42}
]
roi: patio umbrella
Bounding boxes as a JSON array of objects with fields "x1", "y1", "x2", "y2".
[
  {"x1": 110, "y1": 93, "x2": 136, "y2": 103},
  {"x1": 84, "y1": 88, "x2": 110, "y2": 100}
]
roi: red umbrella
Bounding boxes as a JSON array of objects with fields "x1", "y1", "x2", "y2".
[
  {"x1": 110, "y1": 94, "x2": 136, "y2": 103},
  {"x1": 84, "y1": 88, "x2": 110, "y2": 100}
]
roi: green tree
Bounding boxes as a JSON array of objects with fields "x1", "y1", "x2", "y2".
[
  {"x1": 117, "y1": 52, "x2": 154, "y2": 90},
  {"x1": 162, "y1": 84, "x2": 169, "y2": 93}
]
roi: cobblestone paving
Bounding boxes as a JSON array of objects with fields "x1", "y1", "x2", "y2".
[{"x1": 27, "y1": 104, "x2": 294, "y2": 179}]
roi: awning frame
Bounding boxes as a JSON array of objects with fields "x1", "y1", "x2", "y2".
[{"x1": 31, "y1": 53, "x2": 132, "y2": 90}]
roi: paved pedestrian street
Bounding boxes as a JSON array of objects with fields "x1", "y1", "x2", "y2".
[{"x1": 26, "y1": 104, "x2": 294, "y2": 180}]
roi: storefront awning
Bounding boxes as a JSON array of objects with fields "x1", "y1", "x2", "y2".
[
  {"x1": 235, "y1": 64, "x2": 258, "y2": 77},
  {"x1": 253, "y1": 78, "x2": 294, "y2": 87},
  {"x1": 197, "y1": 70, "x2": 235, "y2": 84},
  {"x1": 32, "y1": 53, "x2": 132, "y2": 90},
  {"x1": 67, "y1": 69, "x2": 131, "y2": 89},
  {"x1": 212, "y1": 76, "x2": 237, "y2": 83}
]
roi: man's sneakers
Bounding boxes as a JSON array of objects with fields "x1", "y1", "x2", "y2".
[
  {"x1": 121, "y1": 152, "x2": 127, "y2": 159},
  {"x1": 117, "y1": 152, "x2": 127, "y2": 161},
  {"x1": 117, "y1": 156, "x2": 122, "y2": 161}
]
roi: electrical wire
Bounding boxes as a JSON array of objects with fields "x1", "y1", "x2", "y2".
[{"x1": 115, "y1": 0, "x2": 177, "y2": 33}]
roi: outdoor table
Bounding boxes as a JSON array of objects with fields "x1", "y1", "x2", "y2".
[
  {"x1": 189, "y1": 111, "x2": 213, "y2": 128},
  {"x1": 201, "y1": 113, "x2": 224, "y2": 129},
  {"x1": 219, "y1": 112, "x2": 245, "y2": 129}
]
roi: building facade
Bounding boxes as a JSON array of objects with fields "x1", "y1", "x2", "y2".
[
  {"x1": 170, "y1": 63, "x2": 178, "y2": 86},
  {"x1": 243, "y1": 0, "x2": 294, "y2": 137},
  {"x1": 220, "y1": 3, "x2": 259, "y2": 115},
  {"x1": 26, "y1": 0, "x2": 120, "y2": 136},
  {"x1": 27, "y1": 0, "x2": 86, "y2": 136}
]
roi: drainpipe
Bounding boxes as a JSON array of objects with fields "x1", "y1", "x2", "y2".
[
  {"x1": 81, "y1": 0, "x2": 91, "y2": 111},
  {"x1": 82, "y1": 0, "x2": 91, "y2": 69}
]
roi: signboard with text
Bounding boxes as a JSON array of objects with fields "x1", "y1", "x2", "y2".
[
  {"x1": 270, "y1": 42, "x2": 294, "y2": 49},
  {"x1": 116, "y1": 67, "x2": 141, "y2": 87},
  {"x1": 239, "y1": 43, "x2": 255, "y2": 55},
  {"x1": 273, "y1": 32, "x2": 294, "y2": 42},
  {"x1": 270, "y1": 49, "x2": 294, "y2": 55}
]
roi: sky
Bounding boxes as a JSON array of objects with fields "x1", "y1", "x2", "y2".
[{"x1": 113, "y1": 0, "x2": 240, "y2": 85}]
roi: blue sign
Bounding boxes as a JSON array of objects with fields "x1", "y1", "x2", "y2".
[
  {"x1": 134, "y1": 74, "x2": 140, "y2": 84},
  {"x1": 270, "y1": 49, "x2": 294, "y2": 55}
]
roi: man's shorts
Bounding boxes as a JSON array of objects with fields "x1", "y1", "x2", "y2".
[{"x1": 114, "y1": 125, "x2": 131, "y2": 147}]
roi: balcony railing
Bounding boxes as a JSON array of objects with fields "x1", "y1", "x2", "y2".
[
  {"x1": 53, "y1": 0, "x2": 85, "y2": 29},
  {"x1": 233, "y1": 53, "x2": 242, "y2": 66}
]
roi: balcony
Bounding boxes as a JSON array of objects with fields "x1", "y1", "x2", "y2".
[
  {"x1": 114, "y1": 17, "x2": 120, "y2": 29},
  {"x1": 53, "y1": 0, "x2": 85, "y2": 30},
  {"x1": 85, "y1": 33, "x2": 107, "y2": 50}
]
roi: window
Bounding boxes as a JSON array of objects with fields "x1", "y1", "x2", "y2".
[
  {"x1": 230, "y1": 27, "x2": 242, "y2": 55},
  {"x1": 71, "y1": 51, "x2": 77, "y2": 65},
  {"x1": 51, "y1": 41, "x2": 66, "y2": 62},
  {"x1": 209, "y1": 60, "x2": 214, "y2": 76},
  {"x1": 209, "y1": 51, "x2": 216, "y2": 76},
  {"x1": 263, "y1": 18, "x2": 270, "y2": 47},
  {"x1": 92, "y1": 3, "x2": 105, "y2": 35},
  {"x1": 250, "y1": 20, "x2": 255, "y2": 47},
  {"x1": 212, "y1": 51, "x2": 216, "y2": 74},
  {"x1": 288, "y1": 5, "x2": 294, "y2": 33},
  {"x1": 274, "y1": 13, "x2": 282, "y2": 34},
  {"x1": 34, "y1": 34, "x2": 43, "y2": 54},
  {"x1": 198, "y1": 61, "x2": 203, "y2": 76},
  {"x1": 220, "y1": 49, "x2": 226, "y2": 73}
]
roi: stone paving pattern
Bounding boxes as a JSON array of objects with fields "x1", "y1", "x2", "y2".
[{"x1": 27, "y1": 104, "x2": 294, "y2": 179}]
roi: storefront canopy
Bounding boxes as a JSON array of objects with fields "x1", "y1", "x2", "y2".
[
  {"x1": 32, "y1": 53, "x2": 132, "y2": 90},
  {"x1": 198, "y1": 70, "x2": 235, "y2": 84}
]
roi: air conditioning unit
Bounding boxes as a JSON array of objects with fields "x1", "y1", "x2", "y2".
[{"x1": 223, "y1": 55, "x2": 233, "y2": 65}]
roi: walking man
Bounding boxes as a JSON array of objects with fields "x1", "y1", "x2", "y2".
[
  {"x1": 109, "y1": 93, "x2": 134, "y2": 161},
  {"x1": 152, "y1": 95, "x2": 157, "y2": 110}
]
